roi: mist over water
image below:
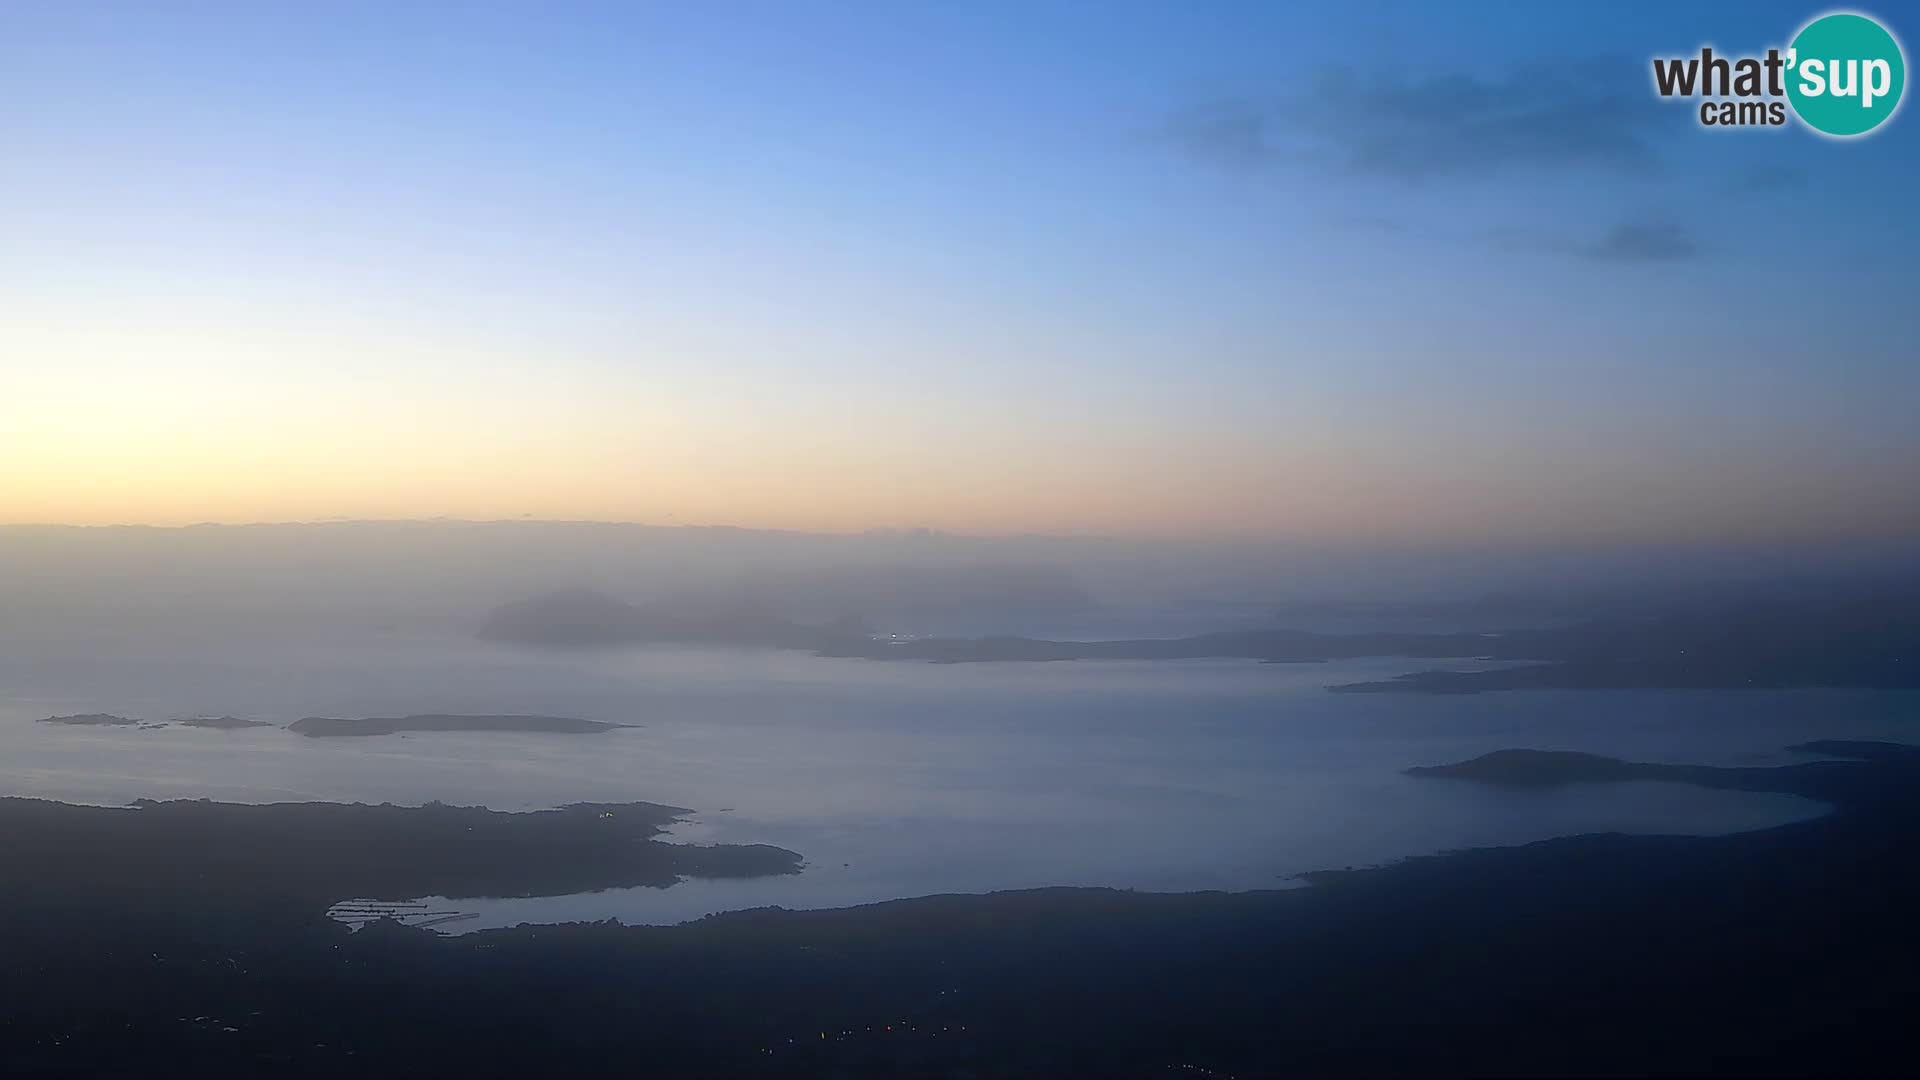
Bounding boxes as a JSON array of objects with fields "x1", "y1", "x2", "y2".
[
  {"x1": 5, "y1": 609, "x2": 1891, "y2": 930},
  {"x1": 5, "y1": 523, "x2": 1916, "y2": 931}
]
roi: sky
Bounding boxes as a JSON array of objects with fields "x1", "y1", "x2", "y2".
[{"x1": 3, "y1": 1, "x2": 1916, "y2": 543}]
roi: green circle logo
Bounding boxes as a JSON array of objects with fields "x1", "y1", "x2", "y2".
[{"x1": 1787, "y1": 12, "x2": 1906, "y2": 136}]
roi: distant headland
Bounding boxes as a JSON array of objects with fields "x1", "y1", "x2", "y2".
[{"x1": 480, "y1": 587, "x2": 1920, "y2": 694}]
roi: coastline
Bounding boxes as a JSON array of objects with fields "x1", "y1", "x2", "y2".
[{"x1": 6, "y1": 741, "x2": 1917, "y2": 1074}]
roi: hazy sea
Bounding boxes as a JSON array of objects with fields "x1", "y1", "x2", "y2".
[{"x1": 2, "y1": 612, "x2": 1911, "y2": 930}]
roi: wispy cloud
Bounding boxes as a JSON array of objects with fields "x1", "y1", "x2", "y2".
[
  {"x1": 1163, "y1": 98, "x2": 1280, "y2": 170},
  {"x1": 1577, "y1": 220, "x2": 1700, "y2": 262},
  {"x1": 1166, "y1": 59, "x2": 1666, "y2": 182},
  {"x1": 1484, "y1": 217, "x2": 1705, "y2": 263},
  {"x1": 1170, "y1": 61, "x2": 1714, "y2": 266}
]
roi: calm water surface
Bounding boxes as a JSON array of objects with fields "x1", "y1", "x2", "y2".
[{"x1": 2, "y1": 617, "x2": 1909, "y2": 929}]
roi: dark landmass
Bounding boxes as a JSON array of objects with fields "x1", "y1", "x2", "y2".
[
  {"x1": 484, "y1": 585, "x2": 1920, "y2": 693},
  {"x1": 7, "y1": 742, "x2": 1920, "y2": 1076},
  {"x1": 826, "y1": 626, "x2": 1491, "y2": 663},
  {"x1": 1403, "y1": 740, "x2": 1902, "y2": 793},
  {"x1": 289, "y1": 713, "x2": 626, "y2": 737},
  {"x1": 1407, "y1": 747, "x2": 1691, "y2": 786},
  {"x1": 852, "y1": 595, "x2": 1920, "y2": 694},
  {"x1": 179, "y1": 715, "x2": 274, "y2": 729},
  {"x1": 0, "y1": 796, "x2": 798, "y2": 907},
  {"x1": 41, "y1": 714, "x2": 271, "y2": 730},
  {"x1": 843, "y1": 595, "x2": 1920, "y2": 696}
]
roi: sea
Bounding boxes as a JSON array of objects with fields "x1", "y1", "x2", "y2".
[{"x1": 1, "y1": 610, "x2": 1911, "y2": 931}]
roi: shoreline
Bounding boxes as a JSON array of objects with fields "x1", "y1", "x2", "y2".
[{"x1": 5, "y1": 741, "x2": 1917, "y2": 1074}]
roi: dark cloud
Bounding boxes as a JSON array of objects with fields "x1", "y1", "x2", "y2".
[
  {"x1": 1484, "y1": 219, "x2": 1705, "y2": 263},
  {"x1": 1577, "y1": 220, "x2": 1701, "y2": 262},
  {"x1": 1166, "y1": 59, "x2": 1667, "y2": 182},
  {"x1": 1162, "y1": 64, "x2": 1709, "y2": 267}
]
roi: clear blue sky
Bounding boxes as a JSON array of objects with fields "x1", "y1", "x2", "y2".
[{"x1": 3, "y1": 1, "x2": 1915, "y2": 542}]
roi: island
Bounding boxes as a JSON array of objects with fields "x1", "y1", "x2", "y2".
[
  {"x1": 1405, "y1": 747, "x2": 1666, "y2": 786},
  {"x1": 289, "y1": 714, "x2": 629, "y2": 737},
  {"x1": 38, "y1": 713, "x2": 142, "y2": 726},
  {"x1": 1400, "y1": 740, "x2": 1920, "y2": 804}
]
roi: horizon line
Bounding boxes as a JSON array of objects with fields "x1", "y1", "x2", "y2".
[{"x1": 3, "y1": 517, "x2": 1919, "y2": 556}]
